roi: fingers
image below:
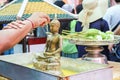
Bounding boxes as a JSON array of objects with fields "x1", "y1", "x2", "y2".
[
  {"x1": 12, "y1": 20, "x2": 25, "y2": 29},
  {"x1": 39, "y1": 14, "x2": 50, "y2": 27},
  {"x1": 41, "y1": 14, "x2": 50, "y2": 23},
  {"x1": 108, "y1": 44, "x2": 114, "y2": 53},
  {"x1": 16, "y1": 20, "x2": 26, "y2": 25},
  {"x1": 39, "y1": 18, "x2": 49, "y2": 27},
  {"x1": 28, "y1": 12, "x2": 50, "y2": 28},
  {"x1": 108, "y1": 47, "x2": 112, "y2": 53},
  {"x1": 3, "y1": 24, "x2": 11, "y2": 29},
  {"x1": 38, "y1": 12, "x2": 50, "y2": 23},
  {"x1": 3, "y1": 22, "x2": 19, "y2": 29},
  {"x1": 3, "y1": 20, "x2": 25, "y2": 29},
  {"x1": 8, "y1": 23, "x2": 20, "y2": 29}
]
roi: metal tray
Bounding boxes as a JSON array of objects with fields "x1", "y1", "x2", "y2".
[
  {"x1": 68, "y1": 35, "x2": 120, "y2": 46},
  {"x1": 69, "y1": 39, "x2": 114, "y2": 46},
  {"x1": 0, "y1": 53, "x2": 113, "y2": 80}
]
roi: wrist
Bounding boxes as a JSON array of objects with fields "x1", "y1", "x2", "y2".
[{"x1": 25, "y1": 19, "x2": 35, "y2": 29}]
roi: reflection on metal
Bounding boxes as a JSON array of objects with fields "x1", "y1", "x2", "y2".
[{"x1": 43, "y1": 0, "x2": 78, "y2": 18}]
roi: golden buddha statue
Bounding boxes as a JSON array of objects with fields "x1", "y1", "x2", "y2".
[{"x1": 33, "y1": 15, "x2": 62, "y2": 75}]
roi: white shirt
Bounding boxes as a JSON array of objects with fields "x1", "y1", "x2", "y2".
[
  {"x1": 46, "y1": 0, "x2": 56, "y2": 3},
  {"x1": 103, "y1": 4, "x2": 120, "y2": 30}
]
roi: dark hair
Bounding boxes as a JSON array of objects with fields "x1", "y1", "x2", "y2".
[
  {"x1": 54, "y1": 1, "x2": 65, "y2": 7},
  {"x1": 115, "y1": 0, "x2": 120, "y2": 3},
  {"x1": 7, "y1": 0, "x2": 13, "y2": 2},
  {"x1": 72, "y1": 4, "x2": 83, "y2": 14}
]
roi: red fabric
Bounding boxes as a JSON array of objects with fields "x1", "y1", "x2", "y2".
[
  {"x1": 27, "y1": 37, "x2": 46, "y2": 52},
  {"x1": 28, "y1": 37, "x2": 47, "y2": 45}
]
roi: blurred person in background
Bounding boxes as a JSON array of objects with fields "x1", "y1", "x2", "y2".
[
  {"x1": 54, "y1": 0, "x2": 65, "y2": 7},
  {"x1": 62, "y1": 4, "x2": 73, "y2": 12},
  {"x1": 114, "y1": 21, "x2": 120, "y2": 35},
  {"x1": 47, "y1": 0, "x2": 56, "y2": 3},
  {"x1": 72, "y1": 0, "x2": 108, "y2": 14},
  {"x1": 109, "y1": 0, "x2": 117, "y2": 6},
  {"x1": 103, "y1": 0, "x2": 120, "y2": 57},
  {"x1": 0, "y1": 0, "x2": 13, "y2": 8},
  {"x1": 103, "y1": 0, "x2": 120, "y2": 31},
  {"x1": 108, "y1": 20, "x2": 120, "y2": 62},
  {"x1": 0, "y1": 0, "x2": 8, "y2": 7},
  {"x1": 63, "y1": 0, "x2": 83, "y2": 14},
  {"x1": 61, "y1": 4, "x2": 78, "y2": 58},
  {"x1": 72, "y1": 4, "x2": 83, "y2": 14},
  {"x1": 75, "y1": 0, "x2": 110, "y2": 59}
]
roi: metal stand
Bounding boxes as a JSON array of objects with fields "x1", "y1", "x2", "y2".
[{"x1": 82, "y1": 46, "x2": 108, "y2": 64}]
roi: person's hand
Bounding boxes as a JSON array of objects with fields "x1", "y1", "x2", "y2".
[
  {"x1": 27, "y1": 12, "x2": 50, "y2": 28},
  {"x1": 3, "y1": 12, "x2": 50, "y2": 30},
  {"x1": 108, "y1": 44, "x2": 114, "y2": 53},
  {"x1": 3, "y1": 20, "x2": 25, "y2": 29}
]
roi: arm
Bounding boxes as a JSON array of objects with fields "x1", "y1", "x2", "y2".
[
  {"x1": 108, "y1": 24, "x2": 120, "y2": 52},
  {"x1": 114, "y1": 24, "x2": 120, "y2": 35},
  {"x1": 0, "y1": 12, "x2": 50, "y2": 53}
]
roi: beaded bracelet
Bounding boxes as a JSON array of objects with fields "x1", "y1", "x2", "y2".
[{"x1": 26, "y1": 19, "x2": 35, "y2": 29}]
